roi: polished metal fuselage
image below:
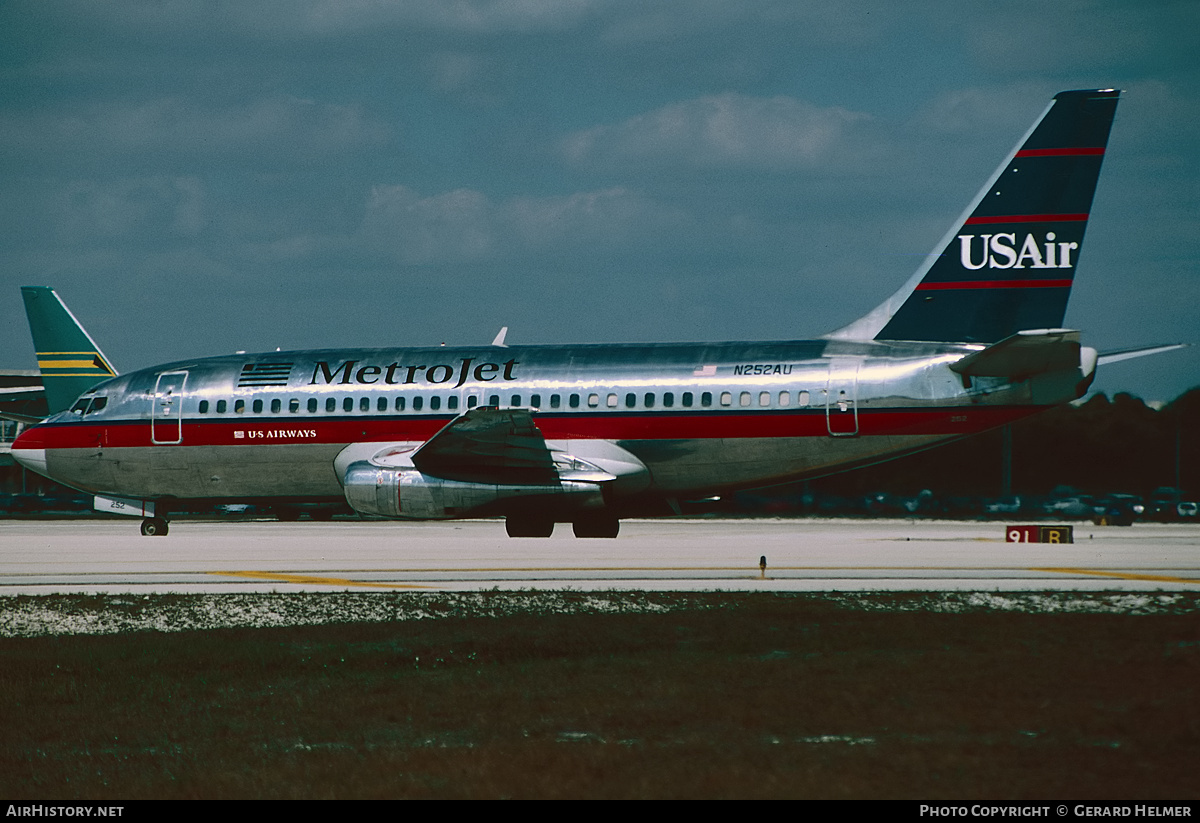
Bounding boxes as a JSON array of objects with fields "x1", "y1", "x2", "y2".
[{"x1": 19, "y1": 337, "x2": 1074, "y2": 510}]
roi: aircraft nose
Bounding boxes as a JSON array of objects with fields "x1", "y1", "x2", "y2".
[{"x1": 11, "y1": 427, "x2": 49, "y2": 476}]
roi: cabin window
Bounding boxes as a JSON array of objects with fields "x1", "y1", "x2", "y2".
[
  {"x1": 430, "y1": 396, "x2": 441, "y2": 411},
  {"x1": 199, "y1": 400, "x2": 209, "y2": 414},
  {"x1": 759, "y1": 392, "x2": 770, "y2": 407},
  {"x1": 308, "y1": 398, "x2": 318, "y2": 413},
  {"x1": 511, "y1": 395, "x2": 521, "y2": 407},
  {"x1": 740, "y1": 392, "x2": 752, "y2": 407},
  {"x1": 644, "y1": 392, "x2": 655, "y2": 408},
  {"x1": 625, "y1": 393, "x2": 636, "y2": 409},
  {"x1": 550, "y1": 394, "x2": 561, "y2": 409},
  {"x1": 588, "y1": 394, "x2": 600, "y2": 408},
  {"x1": 606, "y1": 393, "x2": 617, "y2": 408},
  {"x1": 569, "y1": 394, "x2": 580, "y2": 408},
  {"x1": 489, "y1": 394, "x2": 499, "y2": 407},
  {"x1": 466, "y1": 395, "x2": 477, "y2": 409},
  {"x1": 412, "y1": 396, "x2": 423, "y2": 412},
  {"x1": 271, "y1": 399, "x2": 282, "y2": 413},
  {"x1": 359, "y1": 397, "x2": 370, "y2": 412},
  {"x1": 778, "y1": 391, "x2": 791, "y2": 407},
  {"x1": 290, "y1": 398, "x2": 300, "y2": 413},
  {"x1": 798, "y1": 390, "x2": 810, "y2": 406},
  {"x1": 701, "y1": 392, "x2": 713, "y2": 407},
  {"x1": 234, "y1": 399, "x2": 245, "y2": 414},
  {"x1": 720, "y1": 392, "x2": 732, "y2": 407},
  {"x1": 448, "y1": 396, "x2": 459, "y2": 411},
  {"x1": 395, "y1": 397, "x2": 405, "y2": 411},
  {"x1": 682, "y1": 392, "x2": 693, "y2": 408},
  {"x1": 343, "y1": 397, "x2": 353, "y2": 413},
  {"x1": 375, "y1": 397, "x2": 386, "y2": 412},
  {"x1": 326, "y1": 398, "x2": 336, "y2": 412},
  {"x1": 216, "y1": 400, "x2": 227, "y2": 413},
  {"x1": 663, "y1": 392, "x2": 674, "y2": 408},
  {"x1": 252, "y1": 399, "x2": 262, "y2": 413},
  {"x1": 531, "y1": 394, "x2": 542, "y2": 408}
]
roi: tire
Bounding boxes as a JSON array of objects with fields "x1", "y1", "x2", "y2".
[
  {"x1": 140, "y1": 517, "x2": 169, "y2": 537},
  {"x1": 506, "y1": 516, "x2": 555, "y2": 538},
  {"x1": 572, "y1": 515, "x2": 620, "y2": 538}
]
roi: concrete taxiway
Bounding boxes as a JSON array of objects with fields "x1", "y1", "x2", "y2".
[{"x1": 1, "y1": 518, "x2": 1198, "y2": 594}]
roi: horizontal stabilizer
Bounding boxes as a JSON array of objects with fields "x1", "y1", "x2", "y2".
[
  {"x1": 0, "y1": 372, "x2": 49, "y2": 423},
  {"x1": 951, "y1": 329, "x2": 1081, "y2": 379},
  {"x1": 412, "y1": 406, "x2": 558, "y2": 484},
  {"x1": 1097, "y1": 343, "x2": 1187, "y2": 366}
]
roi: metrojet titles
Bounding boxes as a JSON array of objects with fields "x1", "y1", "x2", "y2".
[
  {"x1": 310, "y1": 358, "x2": 519, "y2": 389},
  {"x1": 958, "y1": 232, "x2": 1079, "y2": 270}
]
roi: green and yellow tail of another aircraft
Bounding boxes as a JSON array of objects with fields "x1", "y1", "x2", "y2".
[{"x1": 21, "y1": 286, "x2": 117, "y2": 415}]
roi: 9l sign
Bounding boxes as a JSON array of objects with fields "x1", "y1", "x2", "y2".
[{"x1": 1006, "y1": 525, "x2": 1074, "y2": 543}]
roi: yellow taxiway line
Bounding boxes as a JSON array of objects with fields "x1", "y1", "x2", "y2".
[
  {"x1": 211, "y1": 571, "x2": 436, "y2": 589},
  {"x1": 1034, "y1": 567, "x2": 1200, "y2": 586},
  {"x1": 210, "y1": 567, "x2": 1200, "y2": 589}
]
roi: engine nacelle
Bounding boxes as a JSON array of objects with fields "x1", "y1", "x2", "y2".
[{"x1": 342, "y1": 461, "x2": 606, "y2": 520}]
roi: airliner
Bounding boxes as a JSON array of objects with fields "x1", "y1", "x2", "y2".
[{"x1": 12, "y1": 89, "x2": 1171, "y2": 537}]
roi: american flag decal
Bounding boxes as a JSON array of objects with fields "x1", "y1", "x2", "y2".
[
  {"x1": 238, "y1": 362, "x2": 293, "y2": 387},
  {"x1": 693, "y1": 364, "x2": 717, "y2": 376}
]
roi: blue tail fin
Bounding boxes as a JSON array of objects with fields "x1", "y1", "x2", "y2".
[{"x1": 829, "y1": 89, "x2": 1120, "y2": 344}]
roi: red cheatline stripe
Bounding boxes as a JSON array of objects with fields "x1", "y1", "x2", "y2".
[
  {"x1": 916, "y1": 279, "x2": 1073, "y2": 291},
  {"x1": 964, "y1": 213, "x2": 1087, "y2": 224},
  {"x1": 1016, "y1": 147, "x2": 1105, "y2": 157},
  {"x1": 16, "y1": 405, "x2": 1051, "y2": 449}
]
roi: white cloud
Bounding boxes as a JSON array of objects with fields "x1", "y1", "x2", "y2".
[
  {"x1": 0, "y1": 97, "x2": 389, "y2": 165},
  {"x1": 359, "y1": 184, "x2": 687, "y2": 264},
  {"x1": 41, "y1": 0, "x2": 603, "y2": 38},
  {"x1": 45, "y1": 176, "x2": 208, "y2": 243},
  {"x1": 560, "y1": 94, "x2": 879, "y2": 172},
  {"x1": 909, "y1": 84, "x2": 1054, "y2": 136}
]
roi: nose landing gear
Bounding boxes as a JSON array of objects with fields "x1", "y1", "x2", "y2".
[{"x1": 140, "y1": 517, "x2": 169, "y2": 536}]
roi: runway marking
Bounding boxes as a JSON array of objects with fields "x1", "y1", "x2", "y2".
[
  {"x1": 211, "y1": 565, "x2": 1200, "y2": 575},
  {"x1": 1034, "y1": 568, "x2": 1200, "y2": 586},
  {"x1": 210, "y1": 571, "x2": 437, "y2": 589}
]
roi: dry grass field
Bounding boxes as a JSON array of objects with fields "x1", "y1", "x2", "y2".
[{"x1": 1, "y1": 591, "x2": 1198, "y2": 799}]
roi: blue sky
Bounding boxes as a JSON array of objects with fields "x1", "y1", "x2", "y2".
[{"x1": 1, "y1": 0, "x2": 1197, "y2": 402}]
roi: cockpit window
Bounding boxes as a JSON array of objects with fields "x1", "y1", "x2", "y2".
[{"x1": 70, "y1": 395, "x2": 107, "y2": 415}]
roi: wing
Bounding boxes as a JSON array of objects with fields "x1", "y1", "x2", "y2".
[{"x1": 411, "y1": 406, "x2": 559, "y2": 484}]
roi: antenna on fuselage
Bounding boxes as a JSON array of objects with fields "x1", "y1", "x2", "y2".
[{"x1": 492, "y1": 326, "x2": 509, "y2": 347}]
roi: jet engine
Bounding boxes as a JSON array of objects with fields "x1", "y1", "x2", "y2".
[{"x1": 342, "y1": 461, "x2": 606, "y2": 520}]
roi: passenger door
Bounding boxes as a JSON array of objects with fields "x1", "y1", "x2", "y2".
[
  {"x1": 150, "y1": 370, "x2": 188, "y2": 444},
  {"x1": 825, "y1": 358, "x2": 860, "y2": 437}
]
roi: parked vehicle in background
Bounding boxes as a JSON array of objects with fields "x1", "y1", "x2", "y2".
[
  {"x1": 1149, "y1": 487, "x2": 1183, "y2": 521},
  {"x1": 1043, "y1": 488, "x2": 1096, "y2": 519},
  {"x1": 1091, "y1": 494, "x2": 1142, "y2": 526}
]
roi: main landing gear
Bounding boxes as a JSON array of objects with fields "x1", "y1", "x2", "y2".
[
  {"x1": 504, "y1": 514, "x2": 621, "y2": 538},
  {"x1": 572, "y1": 514, "x2": 620, "y2": 539},
  {"x1": 505, "y1": 515, "x2": 555, "y2": 538},
  {"x1": 140, "y1": 517, "x2": 169, "y2": 536}
]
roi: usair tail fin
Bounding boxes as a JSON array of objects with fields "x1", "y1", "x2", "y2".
[
  {"x1": 827, "y1": 88, "x2": 1120, "y2": 344},
  {"x1": 21, "y1": 286, "x2": 118, "y2": 414}
]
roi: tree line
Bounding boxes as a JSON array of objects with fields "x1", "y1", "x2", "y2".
[{"x1": 805, "y1": 387, "x2": 1200, "y2": 501}]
